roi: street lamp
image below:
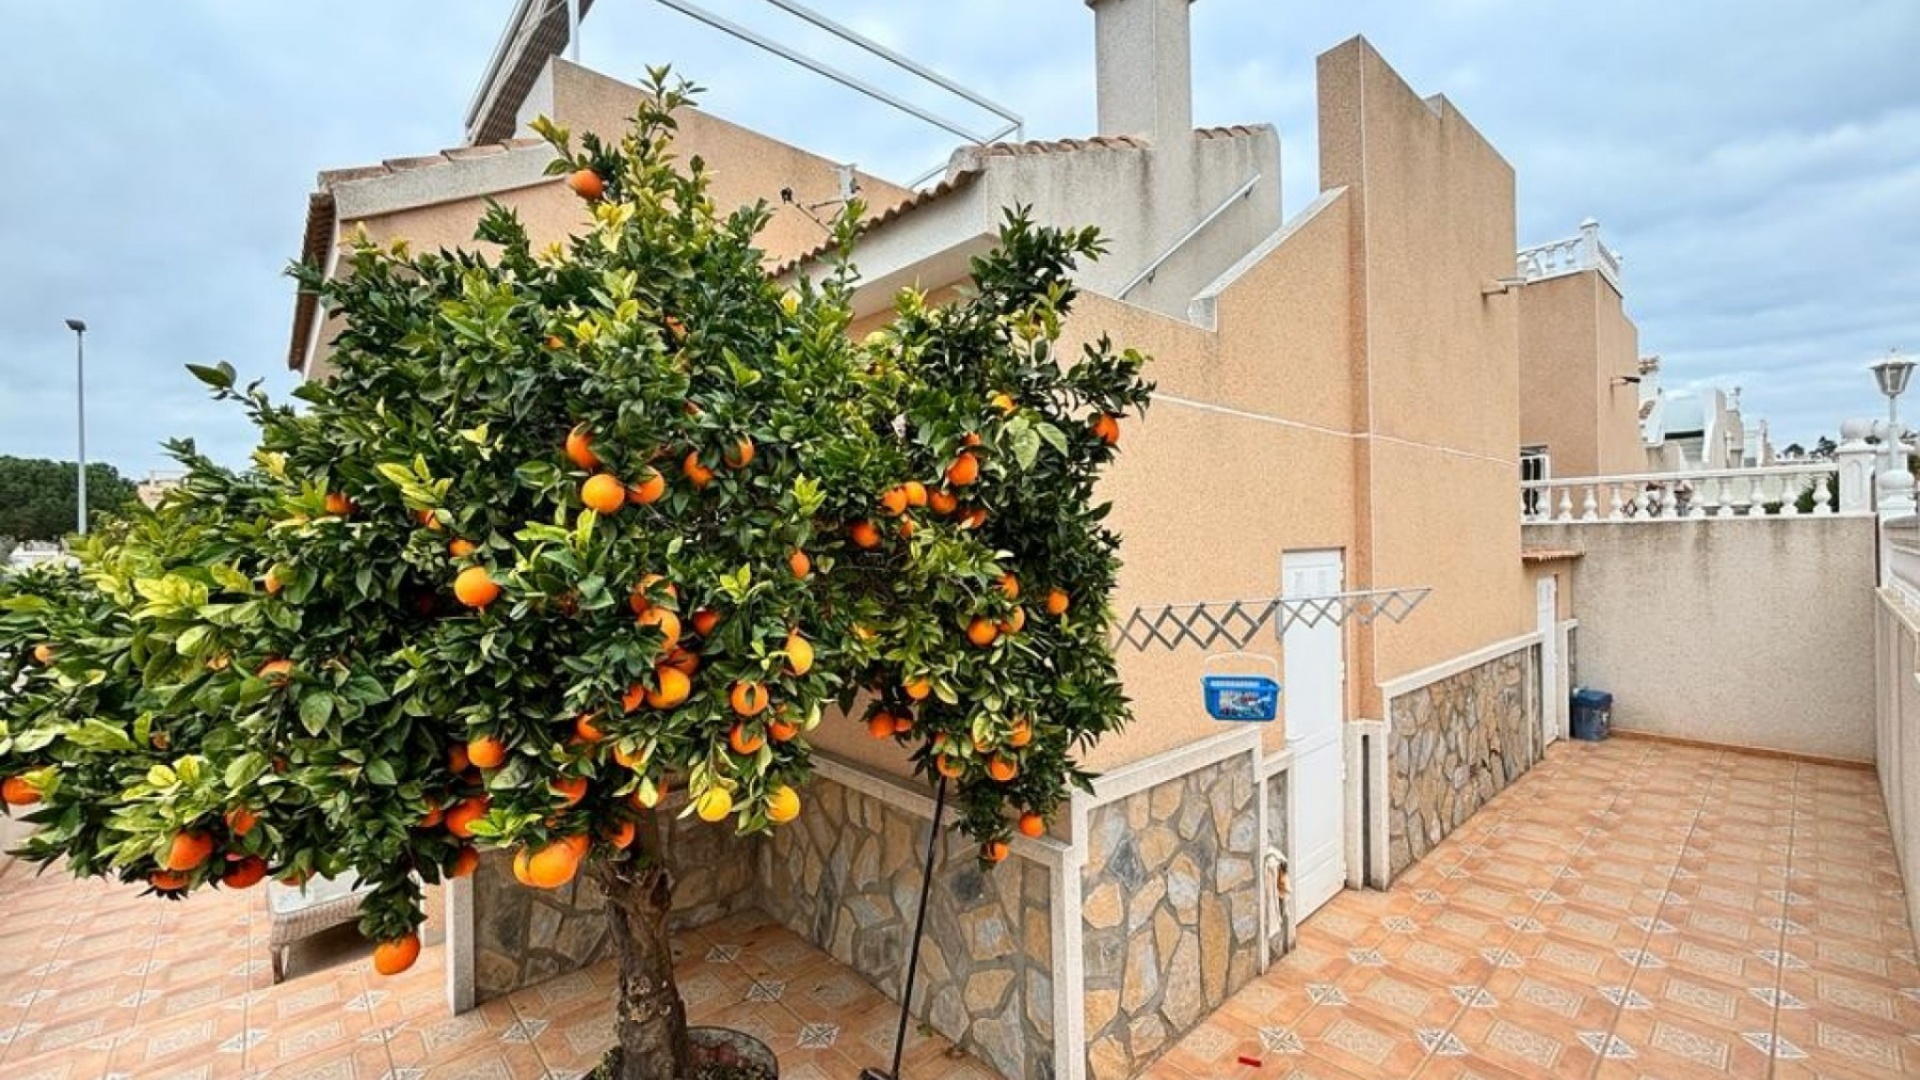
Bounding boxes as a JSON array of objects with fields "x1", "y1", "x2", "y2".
[
  {"x1": 65, "y1": 318, "x2": 87, "y2": 536},
  {"x1": 1871, "y1": 348, "x2": 1916, "y2": 511}
]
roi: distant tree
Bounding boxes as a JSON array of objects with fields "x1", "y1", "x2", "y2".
[
  {"x1": 1781, "y1": 442, "x2": 1806, "y2": 459},
  {"x1": 0, "y1": 457, "x2": 141, "y2": 542},
  {"x1": 1813, "y1": 436, "x2": 1838, "y2": 460}
]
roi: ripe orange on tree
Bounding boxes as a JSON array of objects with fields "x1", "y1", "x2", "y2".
[
  {"x1": 1090, "y1": 413, "x2": 1122, "y2": 445},
  {"x1": 723, "y1": 436, "x2": 755, "y2": 469},
  {"x1": 444, "y1": 795, "x2": 490, "y2": 839},
  {"x1": 565, "y1": 425, "x2": 601, "y2": 469},
  {"x1": 448, "y1": 742, "x2": 471, "y2": 773},
  {"x1": 225, "y1": 806, "x2": 259, "y2": 837},
  {"x1": 661, "y1": 646, "x2": 700, "y2": 676},
  {"x1": 892, "y1": 713, "x2": 913, "y2": 733},
  {"x1": 449, "y1": 847, "x2": 481, "y2": 878},
  {"x1": 880, "y1": 487, "x2": 909, "y2": 516},
  {"x1": 647, "y1": 665, "x2": 692, "y2": 709},
  {"x1": 999, "y1": 607, "x2": 1027, "y2": 635},
  {"x1": 966, "y1": 617, "x2": 1000, "y2": 648},
  {"x1": 997, "y1": 573, "x2": 1020, "y2": 600},
  {"x1": 1018, "y1": 813, "x2": 1046, "y2": 838},
  {"x1": 374, "y1": 933, "x2": 423, "y2": 975},
  {"x1": 1045, "y1": 588, "x2": 1070, "y2": 616},
  {"x1": 936, "y1": 755, "x2": 964, "y2": 779},
  {"x1": 903, "y1": 480, "x2": 928, "y2": 507},
  {"x1": 729, "y1": 681, "x2": 770, "y2": 717},
  {"x1": 604, "y1": 819, "x2": 637, "y2": 850},
  {"x1": 982, "y1": 841, "x2": 1009, "y2": 864},
  {"x1": 728, "y1": 724, "x2": 765, "y2": 755},
  {"x1": 149, "y1": 870, "x2": 191, "y2": 892},
  {"x1": 567, "y1": 168, "x2": 605, "y2": 200},
  {"x1": 163, "y1": 831, "x2": 215, "y2": 872},
  {"x1": 574, "y1": 713, "x2": 605, "y2": 743},
  {"x1": 690, "y1": 609, "x2": 721, "y2": 636},
  {"x1": 551, "y1": 776, "x2": 589, "y2": 807},
  {"x1": 788, "y1": 549, "x2": 811, "y2": 579},
  {"x1": 582, "y1": 473, "x2": 627, "y2": 514},
  {"x1": 904, "y1": 677, "x2": 931, "y2": 701},
  {"x1": 930, "y1": 490, "x2": 959, "y2": 516},
  {"x1": 417, "y1": 798, "x2": 444, "y2": 829},
  {"x1": 468, "y1": 735, "x2": 508, "y2": 769},
  {"x1": 636, "y1": 607, "x2": 682, "y2": 651},
  {"x1": 987, "y1": 755, "x2": 1019, "y2": 783},
  {"x1": 683, "y1": 451, "x2": 715, "y2": 488},
  {"x1": 454, "y1": 566, "x2": 501, "y2": 609},
  {"x1": 768, "y1": 716, "x2": 799, "y2": 742},
  {"x1": 784, "y1": 630, "x2": 814, "y2": 676},
  {"x1": 867, "y1": 713, "x2": 896, "y2": 740},
  {"x1": 694, "y1": 787, "x2": 733, "y2": 823},
  {"x1": 257, "y1": 657, "x2": 294, "y2": 686},
  {"x1": 223, "y1": 857, "x2": 269, "y2": 889},
  {"x1": 849, "y1": 521, "x2": 882, "y2": 549},
  {"x1": 324, "y1": 492, "x2": 356, "y2": 516},
  {"x1": 627, "y1": 467, "x2": 667, "y2": 505},
  {"x1": 2, "y1": 776, "x2": 40, "y2": 806},
  {"x1": 946, "y1": 451, "x2": 980, "y2": 487},
  {"x1": 1009, "y1": 718, "x2": 1034, "y2": 748},
  {"x1": 766, "y1": 785, "x2": 801, "y2": 824},
  {"x1": 448, "y1": 538, "x2": 477, "y2": 558}
]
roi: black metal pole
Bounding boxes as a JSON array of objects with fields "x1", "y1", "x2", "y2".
[{"x1": 862, "y1": 774, "x2": 947, "y2": 1080}]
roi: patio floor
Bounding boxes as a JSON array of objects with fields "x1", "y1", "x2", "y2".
[
  {"x1": 0, "y1": 859, "x2": 998, "y2": 1079},
  {"x1": 3, "y1": 735, "x2": 1916, "y2": 1079},
  {"x1": 1145, "y1": 736, "x2": 1920, "y2": 1079}
]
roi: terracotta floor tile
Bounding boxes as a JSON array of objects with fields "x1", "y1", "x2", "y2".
[{"x1": 1446, "y1": 1004, "x2": 1604, "y2": 1080}]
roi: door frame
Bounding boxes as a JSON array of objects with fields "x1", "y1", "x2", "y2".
[{"x1": 1281, "y1": 548, "x2": 1348, "y2": 921}]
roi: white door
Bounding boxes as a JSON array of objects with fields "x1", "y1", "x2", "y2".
[
  {"x1": 1283, "y1": 550, "x2": 1346, "y2": 919},
  {"x1": 1537, "y1": 576, "x2": 1560, "y2": 746}
]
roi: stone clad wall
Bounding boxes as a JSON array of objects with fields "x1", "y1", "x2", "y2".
[
  {"x1": 759, "y1": 775, "x2": 1055, "y2": 1080},
  {"x1": 471, "y1": 795, "x2": 758, "y2": 1003},
  {"x1": 1386, "y1": 645, "x2": 1539, "y2": 879},
  {"x1": 1080, "y1": 756, "x2": 1261, "y2": 1080}
]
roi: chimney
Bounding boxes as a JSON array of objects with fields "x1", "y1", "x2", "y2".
[{"x1": 1086, "y1": 0, "x2": 1195, "y2": 145}]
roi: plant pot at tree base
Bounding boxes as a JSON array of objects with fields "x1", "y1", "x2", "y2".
[{"x1": 590, "y1": 1028, "x2": 779, "y2": 1080}]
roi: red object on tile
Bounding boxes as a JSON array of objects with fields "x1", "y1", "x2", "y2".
[{"x1": 1237, "y1": 1056, "x2": 1263, "y2": 1067}]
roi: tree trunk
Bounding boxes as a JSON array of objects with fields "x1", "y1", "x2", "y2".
[{"x1": 593, "y1": 857, "x2": 692, "y2": 1080}]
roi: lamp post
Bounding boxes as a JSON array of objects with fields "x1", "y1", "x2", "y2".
[
  {"x1": 64, "y1": 318, "x2": 88, "y2": 536},
  {"x1": 1871, "y1": 348, "x2": 1916, "y2": 513}
]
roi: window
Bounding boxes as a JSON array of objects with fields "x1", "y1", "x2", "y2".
[{"x1": 1521, "y1": 446, "x2": 1550, "y2": 515}]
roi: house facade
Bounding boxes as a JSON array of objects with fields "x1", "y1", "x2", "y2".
[{"x1": 288, "y1": 4, "x2": 1623, "y2": 1077}]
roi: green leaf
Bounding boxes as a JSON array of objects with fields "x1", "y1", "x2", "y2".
[
  {"x1": 225, "y1": 752, "x2": 269, "y2": 790},
  {"x1": 298, "y1": 691, "x2": 336, "y2": 737},
  {"x1": 1035, "y1": 421, "x2": 1069, "y2": 457},
  {"x1": 185, "y1": 362, "x2": 235, "y2": 390},
  {"x1": 365, "y1": 759, "x2": 398, "y2": 787}
]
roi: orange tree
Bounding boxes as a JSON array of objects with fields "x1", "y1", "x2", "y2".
[{"x1": 0, "y1": 73, "x2": 1149, "y2": 1080}]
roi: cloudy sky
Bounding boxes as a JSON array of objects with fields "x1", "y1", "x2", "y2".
[{"x1": 1, "y1": 0, "x2": 1914, "y2": 475}]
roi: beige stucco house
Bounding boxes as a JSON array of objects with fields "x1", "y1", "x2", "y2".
[{"x1": 287, "y1": 3, "x2": 1623, "y2": 1076}]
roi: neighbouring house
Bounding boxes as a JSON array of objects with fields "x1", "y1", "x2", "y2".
[
  {"x1": 1514, "y1": 219, "x2": 1646, "y2": 486},
  {"x1": 135, "y1": 470, "x2": 183, "y2": 508},
  {"x1": 287, "y1": 3, "x2": 1661, "y2": 1077}
]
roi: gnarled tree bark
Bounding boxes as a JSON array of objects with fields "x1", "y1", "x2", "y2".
[{"x1": 592, "y1": 855, "x2": 691, "y2": 1080}]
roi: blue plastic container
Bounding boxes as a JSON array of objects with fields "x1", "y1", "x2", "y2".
[
  {"x1": 1202, "y1": 654, "x2": 1282, "y2": 722},
  {"x1": 1571, "y1": 687, "x2": 1613, "y2": 741}
]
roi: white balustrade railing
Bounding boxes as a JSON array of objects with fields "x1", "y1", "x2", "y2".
[
  {"x1": 1516, "y1": 218, "x2": 1622, "y2": 289},
  {"x1": 1521, "y1": 464, "x2": 1854, "y2": 523}
]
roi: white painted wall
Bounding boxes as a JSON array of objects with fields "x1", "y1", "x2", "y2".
[{"x1": 1525, "y1": 517, "x2": 1878, "y2": 761}]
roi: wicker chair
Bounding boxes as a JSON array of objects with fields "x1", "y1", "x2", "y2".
[{"x1": 266, "y1": 872, "x2": 374, "y2": 982}]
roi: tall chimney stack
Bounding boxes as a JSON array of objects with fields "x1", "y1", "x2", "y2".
[{"x1": 1086, "y1": 0, "x2": 1196, "y2": 145}]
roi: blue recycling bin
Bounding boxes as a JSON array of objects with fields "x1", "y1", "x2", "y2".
[{"x1": 1571, "y1": 688, "x2": 1613, "y2": 741}]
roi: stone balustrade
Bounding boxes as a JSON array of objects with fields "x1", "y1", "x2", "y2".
[
  {"x1": 1521, "y1": 462, "x2": 1867, "y2": 522},
  {"x1": 1516, "y1": 217, "x2": 1623, "y2": 288}
]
